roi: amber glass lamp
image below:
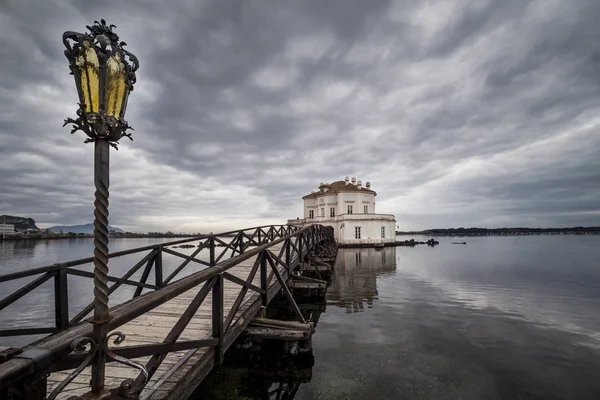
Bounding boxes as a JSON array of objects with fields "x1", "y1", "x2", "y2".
[{"x1": 63, "y1": 19, "x2": 139, "y2": 146}]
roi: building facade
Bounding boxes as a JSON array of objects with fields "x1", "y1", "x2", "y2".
[
  {"x1": 288, "y1": 177, "x2": 396, "y2": 246},
  {"x1": 0, "y1": 224, "x2": 15, "y2": 236}
]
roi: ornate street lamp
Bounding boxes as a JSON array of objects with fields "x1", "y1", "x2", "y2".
[
  {"x1": 60, "y1": 20, "x2": 142, "y2": 398},
  {"x1": 63, "y1": 19, "x2": 138, "y2": 147}
]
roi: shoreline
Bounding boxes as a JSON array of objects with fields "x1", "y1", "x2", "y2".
[{"x1": 396, "y1": 232, "x2": 600, "y2": 237}]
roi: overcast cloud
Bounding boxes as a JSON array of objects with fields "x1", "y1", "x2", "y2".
[{"x1": 1, "y1": 0, "x2": 599, "y2": 233}]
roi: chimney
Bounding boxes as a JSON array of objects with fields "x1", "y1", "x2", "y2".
[
  {"x1": 351, "y1": 177, "x2": 356, "y2": 185},
  {"x1": 366, "y1": 181, "x2": 371, "y2": 189},
  {"x1": 357, "y1": 180, "x2": 362, "y2": 189},
  {"x1": 344, "y1": 176, "x2": 349, "y2": 185}
]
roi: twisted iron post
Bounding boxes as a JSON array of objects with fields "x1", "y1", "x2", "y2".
[{"x1": 91, "y1": 139, "x2": 111, "y2": 394}]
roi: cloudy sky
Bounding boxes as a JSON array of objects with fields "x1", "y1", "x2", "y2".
[{"x1": 1, "y1": 0, "x2": 599, "y2": 233}]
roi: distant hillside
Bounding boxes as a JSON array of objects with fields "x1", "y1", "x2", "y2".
[
  {"x1": 0, "y1": 215, "x2": 38, "y2": 230},
  {"x1": 48, "y1": 223, "x2": 124, "y2": 234}
]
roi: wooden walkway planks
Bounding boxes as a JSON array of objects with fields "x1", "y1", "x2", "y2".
[{"x1": 47, "y1": 243, "x2": 287, "y2": 400}]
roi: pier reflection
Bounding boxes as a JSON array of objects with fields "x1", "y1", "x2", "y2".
[
  {"x1": 194, "y1": 247, "x2": 397, "y2": 399},
  {"x1": 192, "y1": 301, "x2": 322, "y2": 400},
  {"x1": 328, "y1": 247, "x2": 396, "y2": 313}
]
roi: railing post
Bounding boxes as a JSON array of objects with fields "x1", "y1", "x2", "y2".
[
  {"x1": 155, "y1": 246, "x2": 163, "y2": 289},
  {"x1": 54, "y1": 263, "x2": 69, "y2": 331},
  {"x1": 260, "y1": 251, "x2": 268, "y2": 306},
  {"x1": 209, "y1": 234, "x2": 215, "y2": 266},
  {"x1": 238, "y1": 234, "x2": 244, "y2": 254},
  {"x1": 257, "y1": 229, "x2": 262, "y2": 245},
  {"x1": 298, "y1": 234, "x2": 304, "y2": 263},
  {"x1": 285, "y1": 239, "x2": 291, "y2": 273},
  {"x1": 212, "y1": 274, "x2": 223, "y2": 365}
]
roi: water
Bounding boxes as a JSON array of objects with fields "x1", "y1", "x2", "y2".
[
  {"x1": 2, "y1": 236, "x2": 600, "y2": 399},
  {"x1": 196, "y1": 235, "x2": 600, "y2": 400},
  {"x1": 0, "y1": 237, "x2": 204, "y2": 347}
]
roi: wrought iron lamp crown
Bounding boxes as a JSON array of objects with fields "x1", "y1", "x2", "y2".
[{"x1": 63, "y1": 19, "x2": 139, "y2": 148}]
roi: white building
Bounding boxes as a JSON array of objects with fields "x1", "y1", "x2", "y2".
[
  {"x1": 288, "y1": 177, "x2": 396, "y2": 246},
  {"x1": 0, "y1": 224, "x2": 15, "y2": 236}
]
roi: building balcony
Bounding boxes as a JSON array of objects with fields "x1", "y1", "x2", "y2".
[
  {"x1": 289, "y1": 213, "x2": 395, "y2": 225},
  {"x1": 334, "y1": 213, "x2": 395, "y2": 222}
]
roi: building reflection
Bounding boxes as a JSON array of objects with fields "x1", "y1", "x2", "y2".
[
  {"x1": 327, "y1": 247, "x2": 396, "y2": 313},
  {"x1": 0, "y1": 239, "x2": 80, "y2": 274},
  {"x1": 0, "y1": 240, "x2": 39, "y2": 268}
]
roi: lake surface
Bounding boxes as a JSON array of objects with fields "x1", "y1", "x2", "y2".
[
  {"x1": 0, "y1": 237, "x2": 204, "y2": 347},
  {"x1": 196, "y1": 235, "x2": 600, "y2": 400},
  {"x1": 2, "y1": 235, "x2": 600, "y2": 399}
]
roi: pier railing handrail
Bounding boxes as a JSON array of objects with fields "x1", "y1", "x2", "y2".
[
  {"x1": 0, "y1": 224, "x2": 301, "y2": 283},
  {"x1": 0, "y1": 224, "x2": 306, "y2": 335},
  {"x1": 0, "y1": 223, "x2": 336, "y2": 397}
]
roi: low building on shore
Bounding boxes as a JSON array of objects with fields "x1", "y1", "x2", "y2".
[
  {"x1": 288, "y1": 176, "x2": 396, "y2": 246},
  {"x1": 0, "y1": 223, "x2": 15, "y2": 237}
]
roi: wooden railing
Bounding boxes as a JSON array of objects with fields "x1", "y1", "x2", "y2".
[
  {"x1": 0, "y1": 224, "x2": 336, "y2": 398},
  {"x1": 0, "y1": 224, "x2": 299, "y2": 338}
]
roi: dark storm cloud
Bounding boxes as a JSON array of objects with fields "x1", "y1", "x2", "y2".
[{"x1": 1, "y1": 0, "x2": 600, "y2": 232}]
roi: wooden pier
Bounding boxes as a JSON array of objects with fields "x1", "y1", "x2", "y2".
[{"x1": 0, "y1": 224, "x2": 337, "y2": 400}]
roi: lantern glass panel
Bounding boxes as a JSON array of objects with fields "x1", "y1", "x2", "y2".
[
  {"x1": 75, "y1": 41, "x2": 100, "y2": 113},
  {"x1": 105, "y1": 53, "x2": 128, "y2": 119}
]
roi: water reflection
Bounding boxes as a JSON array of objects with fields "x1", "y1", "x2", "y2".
[
  {"x1": 193, "y1": 305, "x2": 322, "y2": 400},
  {"x1": 195, "y1": 247, "x2": 397, "y2": 399},
  {"x1": 0, "y1": 238, "x2": 99, "y2": 276},
  {"x1": 0, "y1": 239, "x2": 42, "y2": 274},
  {"x1": 328, "y1": 247, "x2": 396, "y2": 313}
]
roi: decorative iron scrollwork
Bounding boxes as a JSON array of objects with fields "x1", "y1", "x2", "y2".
[
  {"x1": 46, "y1": 337, "x2": 97, "y2": 400},
  {"x1": 63, "y1": 110, "x2": 134, "y2": 149},
  {"x1": 104, "y1": 332, "x2": 149, "y2": 398},
  {"x1": 45, "y1": 332, "x2": 148, "y2": 399}
]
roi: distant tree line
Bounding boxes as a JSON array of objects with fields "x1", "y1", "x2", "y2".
[{"x1": 397, "y1": 227, "x2": 600, "y2": 236}]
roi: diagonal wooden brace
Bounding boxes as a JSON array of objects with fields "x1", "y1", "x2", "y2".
[{"x1": 265, "y1": 253, "x2": 306, "y2": 324}]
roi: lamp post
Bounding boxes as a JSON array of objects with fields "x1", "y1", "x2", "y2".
[{"x1": 62, "y1": 20, "x2": 139, "y2": 397}]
